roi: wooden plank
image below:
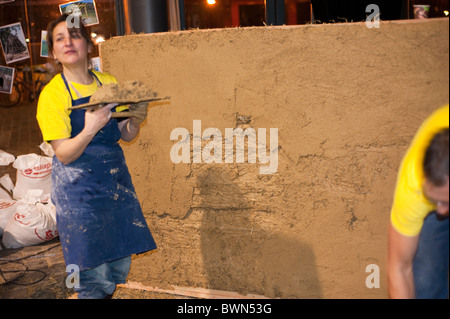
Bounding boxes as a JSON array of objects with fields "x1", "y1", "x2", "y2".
[{"x1": 117, "y1": 281, "x2": 270, "y2": 299}]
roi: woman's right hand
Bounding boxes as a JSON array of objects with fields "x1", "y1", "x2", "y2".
[
  {"x1": 83, "y1": 103, "x2": 118, "y2": 136},
  {"x1": 51, "y1": 103, "x2": 119, "y2": 165}
]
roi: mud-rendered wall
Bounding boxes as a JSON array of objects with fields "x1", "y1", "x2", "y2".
[{"x1": 101, "y1": 19, "x2": 449, "y2": 298}]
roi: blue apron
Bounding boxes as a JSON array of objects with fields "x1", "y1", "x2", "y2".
[{"x1": 51, "y1": 71, "x2": 157, "y2": 271}]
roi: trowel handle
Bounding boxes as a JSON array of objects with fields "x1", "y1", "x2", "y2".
[{"x1": 111, "y1": 111, "x2": 133, "y2": 118}]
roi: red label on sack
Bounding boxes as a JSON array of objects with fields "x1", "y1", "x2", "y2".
[
  {"x1": 35, "y1": 228, "x2": 58, "y2": 241},
  {"x1": 13, "y1": 212, "x2": 30, "y2": 225},
  {"x1": 0, "y1": 201, "x2": 16, "y2": 209},
  {"x1": 20, "y1": 163, "x2": 52, "y2": 179}
]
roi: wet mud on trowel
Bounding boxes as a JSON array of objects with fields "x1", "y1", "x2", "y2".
[{"x1": 68, "y1": 80, "x2": 170, "y2": 117}]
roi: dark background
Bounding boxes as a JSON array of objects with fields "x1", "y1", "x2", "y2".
[
  {"x1": 0, "y1": 0, "x2": 448, "y2": 67},
  {"x1": 0, "y1": 0, "x2": 117, "y2": 66}
]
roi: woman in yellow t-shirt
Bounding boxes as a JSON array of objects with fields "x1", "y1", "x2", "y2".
[
  {"x1": 36, "y1": 14, "x2": 156, "y2": 299},
  {"x1": 388, "y1": 105, "x2": 449, "y2": 299}
]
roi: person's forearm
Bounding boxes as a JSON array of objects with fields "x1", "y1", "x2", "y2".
[
  {"x1": 52, "y1": 103, "x2": 117, "y2": 164},
  {"x1": 388, "y1": 224, "x2": 418, "y2": 299},
  {"x1": 52, "y1": 130, "x2": 96, "y2": 165},
  {"x1": 388, "y1": 264, "x2": 415, "y2": 299},
  {"x1": 120, "y1": 119, "x2": 141, "y2": 142},
  {"x1": 119, "y1": 102, "x2": 147, "y2": 142}
]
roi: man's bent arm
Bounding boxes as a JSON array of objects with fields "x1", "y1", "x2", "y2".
[{"x1": 388, "y1": 223, "x2": 420, "y2": 299}]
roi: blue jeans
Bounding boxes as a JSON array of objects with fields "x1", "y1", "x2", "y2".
[
  {"x1": 75, "y1": 256, "x2": 132, "y2": 299},
  {"x1": 413, "y1": 212, "x2": 449, "y2": 299}
]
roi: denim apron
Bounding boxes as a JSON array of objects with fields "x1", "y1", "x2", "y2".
[{"x1": 51, "y1": 71, "x2": 156, "y2": 271}]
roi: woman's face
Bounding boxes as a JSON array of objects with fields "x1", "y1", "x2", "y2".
[{"x1": 52, "y1": 21, "x2": 90, "y2": 67}]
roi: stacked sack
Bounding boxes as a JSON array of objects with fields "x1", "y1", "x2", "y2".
[
  {"x1": 0, "y1": 150, "x2": 17, "y2": 247},
  {"x1": 0, "y1": 145, "x2": 57, "y2": 249}
]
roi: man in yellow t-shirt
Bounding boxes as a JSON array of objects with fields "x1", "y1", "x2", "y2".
[{"x1": 388, "y1": 105, "x2": 449, "y2": 299}]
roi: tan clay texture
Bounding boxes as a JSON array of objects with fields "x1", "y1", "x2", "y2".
[
  {"x1": 89, "y1": 80, "x2": 157, "y2": 103},
  {"x1": 100, "y1": 19, "x2": 449, "y2": 298}
]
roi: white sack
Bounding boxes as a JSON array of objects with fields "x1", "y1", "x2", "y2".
[
  {"x1": 0, "y1": 174, "x2": 15, "y2": 195},
  {"x1": 0, "y1": 187, "x2": 11, "y2": 200},
  {"x1": 0, "y1": 198, "x2": 17, "y2": 237},
  {"x1": 39, "y1": 141, "x2": 55, "y2": 158},
  {"x1": 0, "y1": 150, "x2": 15, "y2": 166},
  {"x1": 12, "y1": 154, "x2": 53, "y2": 200},
  {"x1": 2, "y1": 190, "x2": 58, "y2": 249}
]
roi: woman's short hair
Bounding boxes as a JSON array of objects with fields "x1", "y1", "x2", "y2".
[{"x1": 46, "y1": 14, "x2": 94, "y2": 58}]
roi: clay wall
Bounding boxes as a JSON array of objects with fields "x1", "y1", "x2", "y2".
[{"x1": 100, "y1": 18, "x2": 449, "y2": 298}]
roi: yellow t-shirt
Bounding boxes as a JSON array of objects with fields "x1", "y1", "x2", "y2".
[
  {"x1": 390, "y1": 105, "x2": 449, "y2": 237},
  {"x1": 37, "y1": 70, "x2": 125, "y2": 142}
]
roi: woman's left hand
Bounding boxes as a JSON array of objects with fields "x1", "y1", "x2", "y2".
[{"x1": 129, "y1": 102, "x2": 149, "y2": 126}]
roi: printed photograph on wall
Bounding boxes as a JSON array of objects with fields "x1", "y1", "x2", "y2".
[
  {"x1": 0, "y1": 22, "x2": 30, "y2": 64},
  {"x1": 0, "y1": 66, "x2": 15, "y2": 94},
  {"x1": 59, "y1": 0, "x2": 100, "y2": 26},
  {"x1": 40, "y1": 30, "x2": 49, "y2": 58}
]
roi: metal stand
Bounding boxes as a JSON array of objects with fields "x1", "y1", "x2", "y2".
[
  {"x1": 22, "y1": 0, "x2": 37, "y2": 103},
  {"x1": 407, "y1": 0, "x2": 410, "y2": 19}
]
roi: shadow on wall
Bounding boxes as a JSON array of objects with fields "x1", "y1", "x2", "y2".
[{"x1": 198, "y1": 167, "x2": 322, "y2": 298}]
